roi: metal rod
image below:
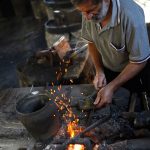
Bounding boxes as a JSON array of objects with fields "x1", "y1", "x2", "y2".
[
  {"x1": 63, "y1": 114, "x2": 111, "y2": 148},
  {"x1": 77, "y1": 114, "x2": 110, "y2": 138}
]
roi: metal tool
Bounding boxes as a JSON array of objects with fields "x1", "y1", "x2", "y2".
[
  {"x1": 62, "y1": 105, "x2": 112, "y2": 149},
  {"x1": 70, "y1": 90, "x2": 97, "y2": 110},
  {"x1": 70, "y1": 44, "x2": 88, "y2": 59},
  {"x1": 78, "y1": 90, "x2": 97, "y2": 110}
]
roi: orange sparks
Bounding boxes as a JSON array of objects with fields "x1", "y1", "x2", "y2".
[
  {"x1": 57, "y1": 72, "x2": 62, "y2": 80},
  {"x1": 67, "y1": 121, "x2": 76, "y2": 138},
  {"x1": 58, "y1": 85, "x2": 62, "y2": 91},
  {"x1": 48, "y1": 87, "x2": 84, "y2": 150},
  {"x1": 67, "y1": 121, "x2": 83, "y2": 138}
]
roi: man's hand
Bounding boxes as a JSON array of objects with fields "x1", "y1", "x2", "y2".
[
  {"x1": 94, "y1": 84, "x2": 114, "y2": 108},
  {"x1": 93, "y1": 72, "x2": 107, "y2": 90}
]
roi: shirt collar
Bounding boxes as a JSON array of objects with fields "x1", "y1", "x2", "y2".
[{"x1": 110, "y1": 0, "x2": 121, "y2": 27}]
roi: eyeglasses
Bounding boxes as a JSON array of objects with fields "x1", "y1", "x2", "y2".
[
  {"x1": 83, "y1": 5, "x2": 98, "y2": 14},
  {"x1": 82, "y1": 2, "x2": 101, "y2": 17}
]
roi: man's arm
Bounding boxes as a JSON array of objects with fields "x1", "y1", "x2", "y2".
[
  {"x1": 88, "y1": 42, "x2": 103, "y2": 74},
  {"x1": 109, "y1": 62, "x2": 147, "y2": 91},
  {"x1": 94, "y1": 61, "x2": 147, "y2": 107},
  {"x1": 88, "y1": 42, "x2": 107, "y2": 89}
]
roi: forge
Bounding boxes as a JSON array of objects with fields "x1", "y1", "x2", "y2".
[
  {"x1": 0, "y1": 84, "x2": 150, "y2": 150},
  {"x1": 0, "y1": 0, "x2": 150, "y2": 149}
]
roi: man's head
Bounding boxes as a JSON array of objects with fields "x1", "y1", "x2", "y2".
[{"x1": 71, "y1": 0, "x2": 111, "y2": 22}]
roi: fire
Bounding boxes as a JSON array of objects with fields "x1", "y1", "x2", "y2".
[
  {"x1": 67, "y1": 144, "x2": 85, "y2": 150},
  {"x1": 58, "y1": 85, "x2": 62, "y2": 91},
  {"x1": 67, "y1": 121, "x2": 85, "y2": 150},
  {"x1": 67, "y1": 121, "x2": 77, "y2": 138},
  {"x1": 67, "y1": 120, "x2": 83, "y2": 138},
  {"x1": 49, "y1": 85, "x2": 85, "y2": 150}
]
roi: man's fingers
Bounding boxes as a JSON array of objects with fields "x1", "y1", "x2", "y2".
[
  {"x1": 97, "y1": 77, "x2": 107, "y2": 89},
  {"x1": 96, "y1": 100, "x2": 106, "y2": 108},
  {"x1": 93, "y1": 74, "x2": 107, "y2": 90},
  {"x1": 94, "y1": 94, "x2": 101, "y2": 105},
  {"x1": 97, "y1": 98, "x2": 112, "y2": 108},
  {"x1": 103, "y1": 78, "x2": 107, "y2": 86},
  {"x1": 94, "y1": 97, "x2": 108, "y2": 108},
  {"x1": 97, "y1": 78, "x2": 103, "y2": 89},
  {"x1": 94, "y1": 90, "x2": 107, "y2": 108},
  {"x1": 93, "y1": 79, "x2": 100, "y2": 90}
]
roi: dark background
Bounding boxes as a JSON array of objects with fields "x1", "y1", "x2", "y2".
[{"x1": 0, "y1": 0, "x2": 47, "y2": 89}]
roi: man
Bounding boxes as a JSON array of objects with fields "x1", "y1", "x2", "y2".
[{"x1": 71, "y1": 0, "x2": 150, "y2": 108}]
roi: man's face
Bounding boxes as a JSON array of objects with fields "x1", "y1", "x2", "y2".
[{"x1": 76, "y1": 0, "x2": 110, "y2": 22}]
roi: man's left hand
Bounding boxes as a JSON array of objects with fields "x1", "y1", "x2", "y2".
[{"x1": 94, "y1": 84, "x2": 114, "y2": 108}]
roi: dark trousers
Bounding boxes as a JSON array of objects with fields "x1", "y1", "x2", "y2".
[{"x1": 103, "y1": 60, "x2": 150, "y2": 95}]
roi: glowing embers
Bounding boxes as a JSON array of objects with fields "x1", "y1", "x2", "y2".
[
  {"x1": 48, "y1": 85, "x2": 86, "y2": 150},
  {"x1": 67, "y1": 121, "x2": 85, "y2": 150},
  {"x1": 67, "y1": 121, "x2": 82, "y2": 138},
  {"x1": 67, "y1": 144, "x2": 85, "y2": 150}
]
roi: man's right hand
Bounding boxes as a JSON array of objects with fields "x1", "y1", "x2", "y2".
[{"x1": 93, "y1": 72, "x2": 107, "y2": 90}]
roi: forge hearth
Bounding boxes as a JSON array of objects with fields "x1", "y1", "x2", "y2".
[{"x1": 0, "y1": 85, "x2": 150, "y2": 150}]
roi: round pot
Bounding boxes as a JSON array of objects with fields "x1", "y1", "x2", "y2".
[{"x1": 16, "y1": 93, "x2": 61, "y2": 142}]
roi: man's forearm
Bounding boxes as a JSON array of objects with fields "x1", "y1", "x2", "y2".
[
  {"x1": 88, "y1": 42, "x2": 103, "y2": 74},
  {"x1": 108, "y1": 62, "x2": 147, "y2": 91}
]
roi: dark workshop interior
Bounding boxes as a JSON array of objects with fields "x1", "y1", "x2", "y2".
[
  {"x1": 0, "y1": 0, "x2": 150, "y2": 150},
  {"x1": 0, "y1": 0, "x2": 47, "y2": 89}
]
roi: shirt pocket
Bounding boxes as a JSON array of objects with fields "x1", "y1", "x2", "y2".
[{"x1": 110, "y1": 42, "x2": 125, "y2": 53}]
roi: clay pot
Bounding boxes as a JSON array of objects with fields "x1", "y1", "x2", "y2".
[{"x1": 16, "y1": 93, "x2": 61, "y2": 142}]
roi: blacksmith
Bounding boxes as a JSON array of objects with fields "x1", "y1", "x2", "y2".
[{"x1": 71, "y1": 0, "x2": 150, "y2": 108}]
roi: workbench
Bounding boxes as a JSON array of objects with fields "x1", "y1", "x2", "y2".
[{"x1": 0, "y1": 84, "x2": 95, "y2": 150}]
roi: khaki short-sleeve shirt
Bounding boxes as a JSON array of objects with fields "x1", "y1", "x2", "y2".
[{"x1": 81, "y1": 0, "x2": 150, "y2": 72}]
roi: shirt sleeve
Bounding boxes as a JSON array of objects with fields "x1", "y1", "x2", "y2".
[
  {"x1": 126, "y1": 14, "x2": 150, "y2": 63},
  {"x1": 81, "y1": 15, "x2": 93, "y2": 42}
]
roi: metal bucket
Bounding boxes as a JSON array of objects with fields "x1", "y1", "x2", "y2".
[{"x1": 16, "y1": 93, "x2": 61, "y2": 142}]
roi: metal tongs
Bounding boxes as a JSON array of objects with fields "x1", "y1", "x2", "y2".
[{"x1": 62, "y1": 105, "x2": 112, "y2": 149}]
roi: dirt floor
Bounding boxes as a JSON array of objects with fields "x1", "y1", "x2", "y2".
[{"x1": 0, "y1": 17, "x2": 47, "y2": 89}]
